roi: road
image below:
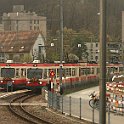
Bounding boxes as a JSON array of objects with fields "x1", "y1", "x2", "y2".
[{"x1": 66, "y1": 86, "x2": 124, "y2": 124}]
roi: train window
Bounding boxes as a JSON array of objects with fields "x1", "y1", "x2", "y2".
[
  {"x1": 113, "y1": 67, "x2": 118, "y2": 73},
  {"x1": 27, "y1": 68, "x2": 42, "y2": 79},
  {"x1": 63, "y1": 69, "x2": 65, "y2": 78},
  {"x1": 86, "y1": 68, "x2": 90, "y2": 74},
  {"x1": 108, "y1": 67, "x2": 116, "y2": 74},
  {"x1": 1, "y1": 68, "x2": 15, "y2": 78},
  {"x1": 80, "y1": 68, "x2": 85, "y2": 75},
  {"x1": 80, "y1": 68, "x2": 89, "y2": 75},
  {"x1": 65, "y1": 68, "x2": 71, "y2": 77},
  {"x1": 97, "y1": 68, "x2": 100, "y2": 74},
  {"x1": 72, "y1": 68, "x2": 76, "y2": 76},
  {"x1": 57, "y1": 69, "x2": 59, "y2": 78},
  {"x1": 107, "y1": 67, "x2": 112, "y2": 74},
  {"x1": 119, "y1": 67, "x2": 123, "y2": 72},
  {"x1": 16, "y1": 68, "x2": 19, "y2": 77},
  {"x1": 91, "y1": 68, "x2": 94, "y2": 74}
]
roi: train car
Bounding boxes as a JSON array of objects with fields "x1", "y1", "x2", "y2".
[
  {"x1": 0, "y1": 59, "x2": 123, "y2": 92},
  {"x1": 26, "y1": 62, "x2": 124, "y2": 92},
  {"x1": 0, "y1": 61, "x2": 27, "y2": 90},
  {"x1": 25, "y1": 62, "x2": 81, "y2": 91}
]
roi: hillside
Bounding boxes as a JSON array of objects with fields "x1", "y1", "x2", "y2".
[{"x1": 0, "y1": 0, "x2": 124, "y2": 40}]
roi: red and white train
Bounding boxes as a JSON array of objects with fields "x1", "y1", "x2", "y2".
[{"x1": 0, "y1": 60, "x2": 123, "y2": 91}]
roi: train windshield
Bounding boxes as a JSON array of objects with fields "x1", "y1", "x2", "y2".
[
  {"x1": 1, "y1": 68, "x2": 15, "y2": 78},
  {"x1": 27, "y1": 68, "x2": 42, "y2": 79}
]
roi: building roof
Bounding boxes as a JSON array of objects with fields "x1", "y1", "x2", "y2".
[{"x1": 0, "y1": 31, "x2": 43, "y2": 53}]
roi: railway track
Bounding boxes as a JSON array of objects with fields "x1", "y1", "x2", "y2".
[{"x1": 8, "y1": 91, "x2": 53, "y2": 124}]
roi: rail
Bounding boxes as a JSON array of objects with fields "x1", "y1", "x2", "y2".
[{"x1": 8, "y1": 92, "x2": 53, "y2": 124}]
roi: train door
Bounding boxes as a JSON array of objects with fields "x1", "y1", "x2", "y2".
[
  {"x1": 71, "y1": 67, "x2": 78, "y2": 77},
  {"x1": 21, "y1": 68, "x2": 26, "y2": 77},
  {"x1": 15, "y1": 68, "x2": 20, "y2": 78},
  {"x1": 16, "y1": 68, "x2": 24, "y2": 78}
]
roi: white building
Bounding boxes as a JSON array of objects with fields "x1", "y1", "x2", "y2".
[
  {"x1": 85, "y1": 42, "x2": 99, "y2": 63},
  {"x1": 85, "y1": 41, "x2": 121, "y2": 63},
  {"x1": 0, "y1": 5, "x2": 46, "y2": 39}
]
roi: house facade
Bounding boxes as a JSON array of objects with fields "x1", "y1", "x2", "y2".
[
  {"x1": 0, "y1": 31, "x2": 46, "y2": 63},
  {"x1": 85, "y1": 41, "x2": 122, "y2": 63},
  {"x1": 85, "y1": 42, "x2": 99, "y2": 63}
]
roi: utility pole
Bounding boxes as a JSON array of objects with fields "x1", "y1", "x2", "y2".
[
  {"x1": 99, "y1": 0, "x2": 107, "y2": 124},
  {"x1": 59, "y1": 0, "x2": 64, "y2": 88}
]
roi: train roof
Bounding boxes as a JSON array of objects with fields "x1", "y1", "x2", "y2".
[
  {"x1": 0, "y1": 62, "x2": 80, "y2": 67},
  {"x1": 0, "y1": 62, "x2": 122, "y2": 67}
]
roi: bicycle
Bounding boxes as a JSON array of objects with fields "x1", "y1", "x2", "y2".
[
  {"x1": 89, "y1": 91, "x2": 110, "y2": 110},
  {"x1": 89, "y1": 91, "x2": 99, "y2": 109}
]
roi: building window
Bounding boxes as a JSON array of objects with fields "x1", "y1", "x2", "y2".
[
  {"x1": 30, "y1": 26, "x2": 32, "y2": 30},
  {"x1": 95, "y1": 56, "x2": 98, "y2": 60},
  {"x1": 34, "y1": 20, "x2": 36, "y2": 24},
  {"x1": 96, "y1": 43, "x2": 98, "y2": 47},
  {"x1": 37, "y1": 20, "x2": 39, "y2": 24}
]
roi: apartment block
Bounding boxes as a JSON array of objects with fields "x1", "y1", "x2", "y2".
[{"x1": 0, "y1": 5, "x2": 46, "y2": 38}]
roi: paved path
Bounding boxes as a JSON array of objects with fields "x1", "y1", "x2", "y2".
[{"x1": 66, "y1": 86, "x2": 124, "y2": 124}]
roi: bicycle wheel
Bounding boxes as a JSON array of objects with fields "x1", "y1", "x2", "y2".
[
  {"x1": 89, "y1": 99, "x2": 99, "y2": 109},
  {"x1": 89, "y1": 99, "x2": 96, "y2": 108}
]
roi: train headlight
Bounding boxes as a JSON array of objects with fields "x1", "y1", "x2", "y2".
[
  {"x1": 1, "y1": 80, "x2": 3, "y2": 83},
  {"x1": 39, "y1": 82, "x2": 42, "y2": 84},
  {"x1": 27, "y1": 81, "x2": 30, "y2": 84},
  {"x1": 12, "y1": 80, "x2": 14, "y2": 83}
]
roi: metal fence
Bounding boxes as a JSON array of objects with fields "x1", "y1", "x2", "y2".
[
  {"x1": 45, "y1": 90, "x2": 124, "y2": 124},
  {"x1": 47, "y1": 91, "x2": 98, "y2": 123}
]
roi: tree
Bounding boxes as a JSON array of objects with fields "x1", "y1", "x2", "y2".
[
  {"x1": 20, "y1": 54, "x2": 32, "y2": 63},
  {"x1": 71, "y1": 36, "x2": 88, "y2": 60}
]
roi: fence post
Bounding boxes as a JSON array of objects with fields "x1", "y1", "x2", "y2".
[
  {"x1": 122, "y1": 96, "x2": 124, "y2": 115},
  {"x1": 108, "y1": 102, "x2": 110, "y2": 124},
  {"x1": 48, "y1": 91, "x2": 50, "y2": 107},
  {"x1": 92, "y1": 107, "x2": 94, "y2": 124},
  {"x1": 69, "y1": 96, "x2": 71, "y2": 116},
  {"x1": 80, "y1": 98, "x2": 81, "y2": 120},
  {"x1": 62, "y1": 95, "x2": 63, "y2": 114},
  {"x1": 55, "y1": 93, "x2": 57, "y2": 110},
  {"x1": 52, "y1": 92, "x2": 53, "y2": 108}
]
